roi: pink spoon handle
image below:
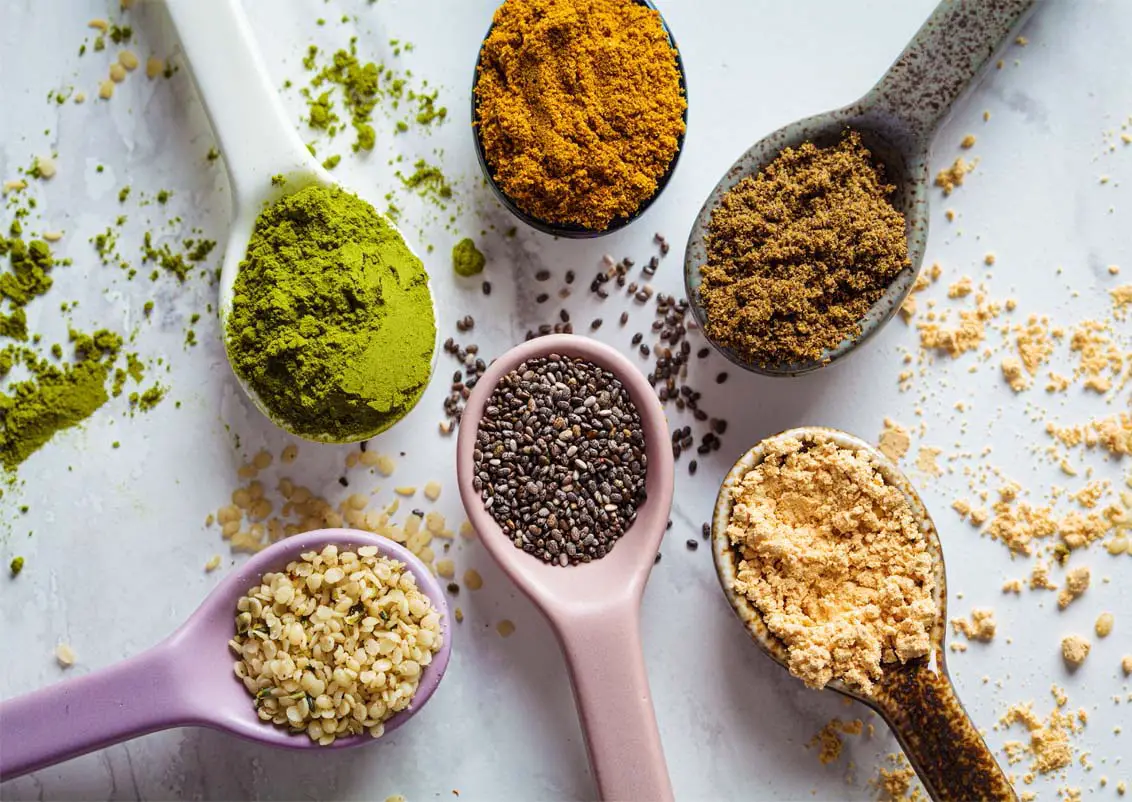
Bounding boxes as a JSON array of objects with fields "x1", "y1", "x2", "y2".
[
  {"x1": 555, "y1": 604, "x2": 674, "y2": 802},
  {"x1": 0, "y1": 640, "x2": 196, "y2": 780}
]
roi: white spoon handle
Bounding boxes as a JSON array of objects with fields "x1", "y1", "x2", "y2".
[{"x1": 164, "y1": 0, "x2": 318, "y2": 209}]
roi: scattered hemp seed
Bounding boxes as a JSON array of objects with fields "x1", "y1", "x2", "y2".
[
  {"x1": 118, "y1": 50, "x2": 139, "y2": 71},
  {"x1": 496, "y1": 620, "x2": 516, "y2": 638},
  {"x1": 1095, "y1": 612, "x2": 1114, "y2": 638},
  {"x1": 9, "y1": 556, "x2": 24, "y2": 576},
  {"x1": 55, "y1": 643, "x2": 76, "y2": 668},
  {"x1": 454, "y1": 607, "x2": 464, "y2": 623},
  {"x1": 423, "y1": 481, "x2": 441, "y2": 501},
  {"x1": 1061, "y1": 635, "x2": 1090, "y2": 668},
  {"x1": 960, "y1": 134, "x2": 977, "y2": 149},
  {"x1": 145, "y1": 56, "x2": 164, "y2": 79},
  {"x1": 109, "y1": 62, "x2": 127, "y2": 83},
  {"x1": 98, "y1": 80, "x2": 114, "y2": 100},
  {"x1": 463, "y1": 569, "x2": 483, "y2": 591}
]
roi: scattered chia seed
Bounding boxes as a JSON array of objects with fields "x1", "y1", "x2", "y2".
[
  {"x1": 473, "y1": 354, "x2": 648, "y2": 566},
  {"x1": 535, "y1": 270, "x2": 551, "y2": 282},
  {"x1": 716, "y1": 372, "x2": 728, "y2": 384},
  {"x1": 482, "y1": 281, "x2": 492, "y2": 295},
  {"x1": 536, "y1": 293, "x2": 549, "y2": 304},
  {"x1": 590, "y1": 318, "x2": 603, "y2": 331},
  {"x1": 702, "y1": 522, "x2": 710, "y2": 540},
  {"x1": 685, "y1": 538, "x2": 698, "y2": 551}
]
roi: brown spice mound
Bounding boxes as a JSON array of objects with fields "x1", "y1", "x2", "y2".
[
  {"x1": 474, "y1": 0, "x2": 686, "y2": 230},
  {"x1": 726, "y1": 436, "x2": 936, "y2": 693},
  {"x1": 699, "y1": 131, "x2": 910, "y2": 366}
]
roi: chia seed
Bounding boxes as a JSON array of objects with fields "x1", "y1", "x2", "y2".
[{"x1": 473, "y1": 354, "x2": 648, "y2": 566}]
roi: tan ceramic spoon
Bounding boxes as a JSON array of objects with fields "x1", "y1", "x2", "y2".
[
  {"x1": 712, "y1": 427, "x2": 1016, "y2": 802},
  {"x1": 685, "y1": 0, "x2": 1035, "y2": 376}
]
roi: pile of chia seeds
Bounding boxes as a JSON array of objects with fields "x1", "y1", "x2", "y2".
[{"x1": 472, "y1": 354, "x2": 648, "y2": 566}]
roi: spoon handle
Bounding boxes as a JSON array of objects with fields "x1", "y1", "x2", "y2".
[
  {"x1": 163, "y1": 0, "x2": 319, "y2": 209},
  {"x1": 873, "y1": 660, "x2": 1017, "y2": 802},
  {"x1": 0, "y1": 641, "x2": 194, "y2": 780},
  {"x1": 864, "y1": 0, "x2": 1036, "y2": 144},
  {"x1": 555, "y1": 607, "x2": 674, "y2": 802}
]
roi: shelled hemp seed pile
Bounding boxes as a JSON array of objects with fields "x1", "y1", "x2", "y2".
[{"x1": 231, "y1": 544, "x2": 443, "y2": 745}]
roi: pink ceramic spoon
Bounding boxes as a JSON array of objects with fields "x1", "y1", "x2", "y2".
[
  {"x1": 456, "y1": 334, "x2": 675, "y2": 802},
  {"x1": 0, "y1": 529, "x2": 451, "y2": 781}
]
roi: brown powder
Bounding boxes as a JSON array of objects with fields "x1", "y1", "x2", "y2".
[
  {"x1": 726, "y1": 436, "x2": 936, "y2": 693},
  {"x1": 699, "y1": 131, "x2": 909, "y2": 366}
]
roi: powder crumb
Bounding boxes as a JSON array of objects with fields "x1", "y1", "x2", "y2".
[
  {"x1": 984, "y1": 253, "x2": 996, "y2": 266},
  {"x1": 1112, "y1": 284, "x2": 1132, "y2": 320},
  {"x1": 878, "y1": 418, "x2": 911, "y2": 461},
  {"x1": 496, "y1": 620, "x2": 515, "y2": 638},
  {"x1": 918, "y1": 292, "x2": 998, "y2": 356},
  {"x1": 1000, "y1": 701, "x2": 1078, "y2": 775},
  {"x1": 1122, "y1": 656, "x2": 1132, "y2": 675},
  {"x1": 1109, "y1": 265, "x2": 1121, "y2": 275},
  {"x1": 1047, "y1": 414, "x2": 1132, "y2": 458},
  {"x1": 1094, "y1": 612, "x2": 1114, "y2": 638},
  {"x1": 1001, "y1": 357, "x2": 1029, "y2": 392},
  {"x1": 34, "y1": 156, "x2": 57, "y2": 179},
  {"x1": 1002, "y1": 578, "x2": 1023, "y2": 594},
  {"x1": 1061, "y1": 635, "x2": 1090, "y2": 668},
  {"x1": 1069, "y1": 320, "x2": 1124, "y2": 393},
  {"x1": 961, "y1": 134, "x2": 977, "y2": 149},
  {"x1": 726, "y1": 435, "x2": 935, "y2": 693},
  {"x1": 935, "y1": 157, "x2": 975, "y2": 195},
  {"x1": 1030, "y1": 561, "x2": 1058, "y2": 591},
  {"x1": 454, "y1": 607, "x2": 464, "y2": 623},
  {"x1": 98, "y1": 79, "x2": 114, "y2": 100},
  {"x1": 869, "y1": 753, "x2": 925, "y2": 801},
  {"x1": 808, "y1": 718, "x2": 864, "y2": 765},
  {"x1": 914, "y1": 446, "x2": 943, "y2": 477},
  {"x1": 375, "y1": 454, "x2": 397, "y2": 476},
  {"x1": 948, "y1": 276, "x2": 974, "y2": 298},
  {"x1": 423, "y1": 481, "x2": 442, "y2": 501},
  {"x1": 435, "y1": 559, "x2": 455, "y2": 579},
  {"x1": 1057, "y1": 566, "x2": 1090, "y2": 609},
  {"x1": 463, "y1": 569, "x2": 483, "y2": 591},
  {"x1": 204, "y1": 554, "x2": 221, "y2": 572},
  {"x1": 951, "y1": 608, "x2": 996, "y2": 642},
  {"x1": 118, "y1": 49, "x2": 139, "y2": 71},
  {"x1": 55, "y1": 643, "x2": 76, "y2": 668}
]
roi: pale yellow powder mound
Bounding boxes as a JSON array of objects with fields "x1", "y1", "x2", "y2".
[
  {"x1": 878, "y1": 418, "x2": 911, "y2": 461},
  {"x1": 951, "y1": 608, "x2": 997, "y2": 641},
  {"x1": 727, "y1": 437, "x2": 936, "y2": 693},
  {"x1": 999, "y1": 700, "x2": 1081, "y2": 775},
  {"x1": 1061, "y1": 634, "x2": 1090, "y2": 667}
]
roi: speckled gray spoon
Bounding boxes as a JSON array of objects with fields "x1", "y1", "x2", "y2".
[
  {"x1": 713, "y1": 428, "x2": 1016, "y2": 802},
  {"x1": 685, "y1": 0, "x2": 1035, "y2": 377}
]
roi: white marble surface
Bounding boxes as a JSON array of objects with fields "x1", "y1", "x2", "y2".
[{"x1": 1, "y1": 0, "x2": 1130, "y2": 799}]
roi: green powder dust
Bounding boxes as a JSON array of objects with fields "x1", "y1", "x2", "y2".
[
  {"x1": 226, "y1": 184, "x2": 436, "y2": 441},
  {"x1": 452, "y1": 238, "x2": 485, "y2": 277}
]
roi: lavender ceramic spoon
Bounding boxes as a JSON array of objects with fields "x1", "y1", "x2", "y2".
[
  {"x1": 684, "y1": 0, "x2": 1036, "y2": 376},
  {"x1": 456, "y1": 334, "x2": 676, "y2": 802},
  {"x1": 0, "y1": 529, "x2": 451, "y2": 781},
  {"x1": 712, "y1": 428, "x2": 1015, "y2": 802}
]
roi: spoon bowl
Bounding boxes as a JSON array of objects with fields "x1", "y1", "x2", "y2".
[
  {"x1": 0, "y1": 529, "x2": 451, "y2": 780},
  {"x1": 165, "y1": 0, "x2": 437, "y2": 443},
  {"x1": 711, "y1": 427, "x2": 1015, "y2": 802},
  {"x1": 471, "y1": 0, "x2": 688, "y2": 239},
  {"x1": 685, "y1": 0, "x2": 1035, "y2": 377},
  {"x1": 456, "y1": 334, "x2": 675, "y2": 801}
]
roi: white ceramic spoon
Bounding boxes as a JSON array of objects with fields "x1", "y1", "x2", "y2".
[{"x1": 164, "y1": 0, "x2": 436, "y2": 442}]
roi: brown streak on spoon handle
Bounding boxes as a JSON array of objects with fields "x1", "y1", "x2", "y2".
[
  {"x1": 872, "y1": 661, "x2": 1017, "y2": 802},
  {"x1": 862, "y1": 0, "x2": 1037, "y2": 146}
]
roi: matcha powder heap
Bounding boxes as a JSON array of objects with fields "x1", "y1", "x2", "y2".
[{"x1": 227, "y1": 185, "x2": 435, "y2": 441}]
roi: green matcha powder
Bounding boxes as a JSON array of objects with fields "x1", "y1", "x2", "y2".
[{"x1": 227, "y1": 185, "x2": 436, "y2": 441}]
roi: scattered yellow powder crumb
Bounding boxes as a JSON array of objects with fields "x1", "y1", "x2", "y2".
[
  {"x1": 961, "y1": 134, "x2": 977, "y2": 149},
  {"x1": 1002, "y1": 578, "x2": 1023, "y2": 593},
  {"x1": 1016, "y1": 35, "x2": 1028, "y2": 45},
  {"x1": 435, "y1": 559, "x2": 455, "y2": 579},
  {"x1": 808, "y1": 718, "x2": 864, "y2": 765},
  {"x1": 204, "y1": 554, "x2": 221, "y2": 572},
  {"x1": 55, "y1": 643, "x2": 76, "y2": 668},
  {"x1": 118, "y1": 50, "x2": 139, "y2": 71},
  {"x1": 454, "y1": 607, "x2": 464, "y2": 623},
  {"x1": 1061, "y1": 635, "x2": 1090, "y2": 667},
  {"x1": 496, "y1": 620, "x2": 515, "y2": 638},
  {"x1": 146, "y1": 55, "x2": 165, "y2": 80},
  {"x1": 109, "y1": 62, "x2": 127, "y2": 83},
  {"x1": 98, "y1": 79, "x2": 114, "y2": 100},
  {"x1": 984, "y1": 253, "x2": 996, "y2": 266},
  {"x1": 951, "y1": 608, "x2": 996, "y2": 641},
  {"x1": 945, "y1": 208, "x2": 956, "y2": 222},
  {"x1": 918, "y1": 292, "x2": 999, "y2": 357},
  {"x1": 423, "y1": 481, "x2": 442, "y2": 501},
  {"x1": 1000, "y1": 701, "x2": 1080, "y2": 775},
  {"x1": 878, "y1": 418, "x2": 911, "y2": 461},
  {"x1": 935, "y1": 157, "x2": 975, "y2": 195},
  {"x1": 1057, "y1": 566, "x2": 1090, "y2": 609},
  {"x1": 1069, "y1": 480, "x2": 1107, "y2": 509},
  {"x1": 34, "y1": 156, "x2": 56, "y2": 179},
  {"x1": 1109, "y1": 264, "x2": 1121, "y2": 275},
  {"x1": 463, "y1": 569, "x2": 483, "y2": 591},
  {"x1": 948, "y1": 276, "x2": 974, "y2": 298},
  {"x1": 1112, "y1": 284, "x2": 1132, "y2": 319},
  {"x1": 394, "y1": 486, "x2": 417, "y2": 497},
  {"x1": 914, "y1": 446, "x2": 943, "y2": 477},
  {"x1": 726, "y1": 436, "x2": 936, "y2": 693},
  {"x1": 1047, "y1": 414, "x2": 1132, "y2": 457},
  {"x1": 1030, "y1": 561, "x2": 1058, "y2": 591},
  {"x1": 1122, "y1": 656, "x2": 1132, "y2": 675},
  {"x1": 869, "y1": 753, "x2": 925, "y2": 802},
  {"x1": 1095, "y1": 612, "x2": 1114, "y2": 638},
  {"x1": 1001, "y1": 357, "x2": 1029, "y2": 392},
  {"x1": 1069, "y1": 319, "x2": 1125, "y2": 393}
]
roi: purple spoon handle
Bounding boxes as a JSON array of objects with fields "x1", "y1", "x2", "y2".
[
  {"x1": 0, "y1": 639, "x2": 195, "y2": 780},
  {"x1": 554, "y1": 604, "x2": 674, "y2": 802}
]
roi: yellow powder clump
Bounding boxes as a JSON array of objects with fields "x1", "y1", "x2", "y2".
[
  {"x1": 986, "y1": 491, "x2": 1057, "y2": 556},
  {"x1": 1061, "y1": 634, "x2": 1090, "y2": 667},
  {"x1": 1057, "y1": 566, "x2": 1090, "y2": 609},
  {"x1": 948, "y1": 276, "x2": 974, "y2": 298},
  {"x1": 870, "y1": 753, "x2": 926, "y2": 802},
  {"x1": 999, "y1": 701, "x2": 1080, "y2": 775},
  {"x1": 951, "y1": 608, "x2": 997, "y2": 641},
  {"x1": 878, "y1": 417, "x2": 911, "y2": 461},
  {"x1": 1095, "y1": 612, "x2": 1114, "y2": 638},
  {"x1": 1111, "y1": 284, "x2": 1132, "y2": 320},
  {"x1": 915, "y1": 446, "x2": 943, "y2": 477},
  {"x1": 1001, "y1": 356, "x2": 1029, "y2": 392},
  {"x1": 917, "y1": 292, "x2": 1000, "y2": 357},
  {"x1": 1122, "y1": 655, "x2": 1132, "y2": 675},
  {"x1": 1015, "y1": 315, "x2": 1057, "y2": 375},
  {"x1": 935, "y1": 157, "x2": 976, "y2": 195},
  {"x1": 1069, "y1": 320, "x2": 1126, "y2": 393},
  {"x1": 1047, "y1": 413, "x2": 1132, "y2": 458},
  {"x1": 808, "y1": 718, "x2": 864, "y2": 765},
  {"x1": 960, "y1": 134, "x2": 978, "y2": 149},
  {"x1": 1030, "y1": 561, "x2": 1058, "y2": 591},
  {"x1": 726, "y1": 437, "x2": 936, "y2": 693}
]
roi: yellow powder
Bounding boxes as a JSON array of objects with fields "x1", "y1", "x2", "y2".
[
  {"x1": 878, "y1": 418, "x2": 911, "y2": 461},
  {"x1": 960, "y1": 134, "x2": 977, "y2": 149},
  {"x1": 948, "y1": 276, "x2": 974, "y2": 298},
  {"x1": 1015, "y1": 315, "x2": 1057, "y2": 375},
  {"x1": 1111, "y1": 284, "x2": 1132, "y2": 320},
  {"x1": 1002, "y1": 578, "x2": 1023, "y2": 593},
  {"x1": 808, "y1": 718, "x2": 864, "y2": 765},
  {"x1": 951, "y1": 608, "x2": 997, "y2": 641},
  {"x1": 1094, "y1": 612, "x2": 1114, "y2": 638},
  {"x1": 999, "y1": 701, "x2": 1079, "y2": 775},
  {"x1": 1061, "y1": 634, "x2": 1090, "y2": 667},
  {"x1": 1030, "y1": 561, "x2": 1058, "y2": 591},
  {"x1": 726, "y1": 437, "x2": 936, "y2": 693},
  {"x1": 1069, "y1": 480, "x2": 1108, "y2": 509},
  {"x1": 915, "y1": 446, "x2": 943, "y2": 477},
  {"x1": 1122, "y1": 655, "x2": 1131, "y2": 675},
  {"x1": 1057, "y1": 566, "x2": 1090, "y2": 609},
  {"x1": 1046, "y1": 413, "x2": 1132, "y2": 458},
  {"x1": 918, "y1": 292, "x2": 1000, "y2": 357},
  {"x1": 1069, "y1": 320, "x2": 1125, "y2": 393},
  {"x1": 870, "y1": 753, "x2": 925, "y2": 801},
  {"x1": 1002, "y1": 356, "x2": 1029, "y2": 392},
  {"x1": 935, "y1": 157, "x2": 976, "y2": 195}
]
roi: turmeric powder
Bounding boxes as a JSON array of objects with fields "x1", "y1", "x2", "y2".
[{"x1": 474, "y1": 0, "x2": 686, "y2": 231}]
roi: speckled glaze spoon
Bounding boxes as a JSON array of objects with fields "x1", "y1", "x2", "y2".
[
  {"x1": 456, "y1": 334, "x2": 676, "y2": 801},
  {"x1": 712, "y1": 428, "x2": 1015, "y2": 802},
  {"x1": 685, "y1": 0, "x2": 1035, "y2": 377},
  {"x1": 163, "y1": 0, "x2": 436, "y2": 441},
  {"x1": 0, "y1": 530, "x2": 451, "y2": 781}
]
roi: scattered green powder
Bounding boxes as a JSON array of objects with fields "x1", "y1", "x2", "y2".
[
  {"x1": 226, "y1": 184, "x2": 435, "y2": 440},
  {"x1": 206, "y1": 147, "x2": 220, "y2": 162},
  {"x1": 9, "y1": 556, "x2": 23, "y2": 576},
  {"x1": 398, "y1": 159, "x2": 452, "y2": 206},
  {"x1": 118, "y1": 186, "x2": 130, "y2": 203},
  {"x1": 452, "y1": 238, "x2": 485, "y2": 277}
]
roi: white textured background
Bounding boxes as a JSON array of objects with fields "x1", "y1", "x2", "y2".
[{"x1": 0, "y1": 0, "x2": 1129, "y2": 800}]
